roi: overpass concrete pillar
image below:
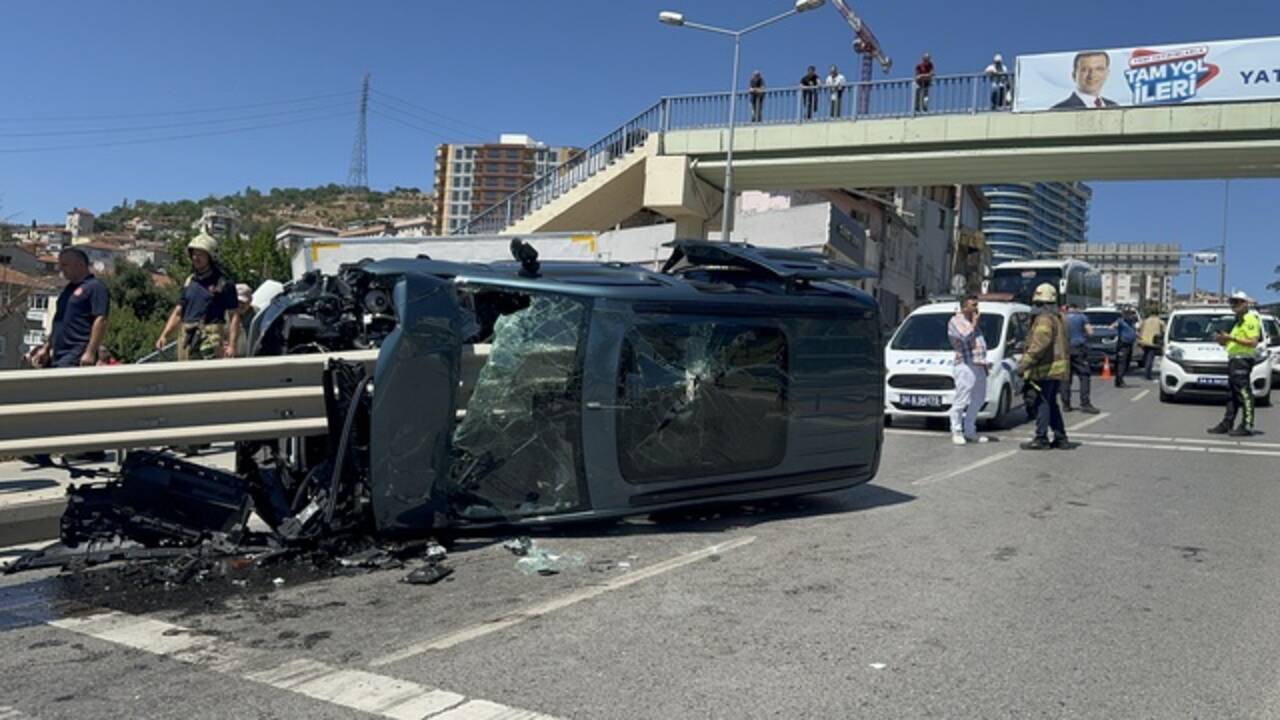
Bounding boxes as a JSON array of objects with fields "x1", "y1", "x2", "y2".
[{"x1": 644, "y1": 154, "x2": 721, "y2": 239}]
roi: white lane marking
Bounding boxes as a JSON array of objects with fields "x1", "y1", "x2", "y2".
[
  {"x1": 884, "y1": 428, "x2": 945, "y2": 438},
  {"x1": 0, "y1": 707, "x2": 37, "y2": 720},
  {"x1": 46, "y1": 610, "x2": 558, "y2": 720},
  {"x1": 1067, "y1": 412, "x2": 1110, "y2": 432},
  {"x1": 1130, "y1": 389, "x2": 1151, "y2": 403},
  {"x1": 911, "y1": 449, "x2": 1020, "y2": 486},
  {"x1": 370, "y1": 535, "x2": 757, "y2": 667},
  {"x1": 1072, "y1": 432, "x2": 1280, "y2": 450},
  {"x1": 1083, "y1": 440, "x2": 1280, "y2": 458}
]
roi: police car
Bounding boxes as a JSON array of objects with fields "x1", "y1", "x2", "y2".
[
  {"x1": 1160, "y1": 304, "x2": 1274, "y2": 405},
  {"x1": 884, "y1": 298, "x2": 1030, "y2": 428}
]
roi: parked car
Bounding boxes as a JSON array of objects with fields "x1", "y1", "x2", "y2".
[
  {"x1": 884, "y1": 299, "x2": 1030, "y2": 429},
  {"x1": 1160, "y1": 305, "x2": 1274, "y2": 405}
]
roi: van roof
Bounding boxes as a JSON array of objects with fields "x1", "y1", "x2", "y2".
[{"x1": 909, "y1": 300, "x2": 1029, "y2": 315}]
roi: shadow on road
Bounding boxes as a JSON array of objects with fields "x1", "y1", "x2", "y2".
[{"x1": 0, "y1": 479, "x2": 60, "y2": 494}]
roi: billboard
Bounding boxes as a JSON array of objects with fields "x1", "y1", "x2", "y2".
[{"x1": 1014, "y1": 36, "x2": 1280, "y2": 112}]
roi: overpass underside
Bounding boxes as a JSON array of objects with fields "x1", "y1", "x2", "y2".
[{"x1": 671, "y1": 101, "x2": 1280, "y2": 189}]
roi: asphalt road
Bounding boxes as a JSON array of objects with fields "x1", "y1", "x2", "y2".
[{"x1": 1, "y1": 379, "x2": 1278, "y2": 719}]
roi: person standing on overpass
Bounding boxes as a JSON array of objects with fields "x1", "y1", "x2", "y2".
[
  {"x1": 1208, "y1": 292, "x2": 1263, "y2": 437},
  {"x1": 1019, "y1": 283, "x2": 1077, "y2": 450},
  {"x1": 914, "y1": 53, "x2": 935, "y2": 112},
  {"x1": 948, "y1": 294, "x2": 991, "y2": 445},
  {"x1": 801, "y1": 65, "x2": 820, "y2": 119},
  {"x1": 748, "y1": 71, "x2": 766, "y2": 123}
]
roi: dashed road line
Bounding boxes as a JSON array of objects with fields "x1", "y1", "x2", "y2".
[
  {"x1": 1067, "y1": 412, "x2": 1110, "y2": 432},
  {"x1": 370, "y1": 535, "x2": 757, "y2": 668},
  {"x1": 46, "y1": 610, "x2": 559, "y2": 720},
  {"x1": 911, "y1": 449, "x2": 1020, "y2": 486},
  {"x1": 1130, "y1": 389, "x2": 1151, "y2": 403},
  {"x1": 0, "y1": 706, "x2": 38, "y2": 720}
]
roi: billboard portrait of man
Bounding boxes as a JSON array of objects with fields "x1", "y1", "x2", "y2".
[{"x1": 1053, "y1": 51, "x2": 1118, "y2": 109}]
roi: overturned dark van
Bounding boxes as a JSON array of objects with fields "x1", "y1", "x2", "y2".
[{"x1": 24, "y1": 241, "x2": 884, "y2": 565}]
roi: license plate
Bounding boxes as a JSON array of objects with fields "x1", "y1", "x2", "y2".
[
  {"x1": 901, "y1": 394, "x2": 943, "y2": 408},
  {"x1": 1197, "y1": 377, "x2": 1229, "y2": 387}
]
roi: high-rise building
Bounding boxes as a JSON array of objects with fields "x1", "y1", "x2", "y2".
[
  {"x1": 980, "y1": 182, "x2": 1091, "y2": 262},
  {"x1": 433, "y1": 134, "x2": 579, "y2": 235}
]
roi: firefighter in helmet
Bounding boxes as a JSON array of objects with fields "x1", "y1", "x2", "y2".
[{"x1": 155, "y1": 231, "x2": 241, "y2": 360}]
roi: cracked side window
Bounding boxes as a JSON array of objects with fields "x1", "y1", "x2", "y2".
[
  {"x1": 616, "y1": 319, "x2": 788, "y2": 484},
  {"x1": 450, "y1": 292, "x2": 587, "y2": 520}
]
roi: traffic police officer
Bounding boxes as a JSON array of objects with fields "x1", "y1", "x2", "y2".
[
  {"x1": 1208, "y1": 291, "x2": 1263, "y2": 437},
  {"x1": 155, "y1": 232, "x2": 241, "y2": 360}
]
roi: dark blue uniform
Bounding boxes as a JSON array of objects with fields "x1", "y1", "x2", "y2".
[
  {"x1": 49, "y1": 275, "x2": 109, "y2": 367},
  {"x1": 180, "y1": 270, "x2": 238, "y2": 324}
]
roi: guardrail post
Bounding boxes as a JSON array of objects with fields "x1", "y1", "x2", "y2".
[
  {"x1": 970, "y1": 77, "x2": 980, "y2": 114},
  {"x1": 504, "y1": 198, "x2": 513, "y2": 228}
]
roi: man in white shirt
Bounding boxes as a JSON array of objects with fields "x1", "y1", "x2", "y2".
[
  {"x1": 825, "y1": 65, "x2": 846, "y2": 118},
  {"x1": 947, "y1": 295, "x2": 993, "y2": 445},
  {"x1": 1052, "y1": 51, "x2": 1118, "y2": 109},
  {"x1": 984, "y1": 53, "x2": 1010, "y2": 109}
]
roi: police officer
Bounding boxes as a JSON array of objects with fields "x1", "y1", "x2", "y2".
[
  {"x1": 155, "y1": 232, "x2": 241, "y2": 360},
  {"x1": 1061, "y1": 303, "x2": 1099, "y2": 413},
  {"x1": 1208, "y1": 291, "x2": 1264, "y2": 437}
]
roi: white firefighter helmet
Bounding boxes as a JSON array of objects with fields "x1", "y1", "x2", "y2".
[{"x1": 1032, "y1": 283, "x2": 1058, "y2": 304}]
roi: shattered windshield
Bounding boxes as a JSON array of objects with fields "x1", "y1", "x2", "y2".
[
  {"x1": 616, "y1": 319, "x2": 789, "y2": 483},
  {"x1": 450, "y1": 292, "x2": 588, "y2": 520}
]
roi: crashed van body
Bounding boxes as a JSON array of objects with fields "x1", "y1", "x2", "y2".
[
  {"x1": 243, "y1": 240, "x2": 884, "y2": 535},
  {"x1": 13, "y1": 242, "x2": 883, "y2": 573}
]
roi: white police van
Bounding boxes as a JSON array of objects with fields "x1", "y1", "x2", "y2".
[
  {"x1": 884, "y1": 299, "x2": 1031, "y2": 428},
  {"x1": 1160, "y1": 304, "x2": 1274, "y2": 405}
]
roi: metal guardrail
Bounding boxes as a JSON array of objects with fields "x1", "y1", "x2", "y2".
[
  {"x1": 0, "y1": 345, "x2": 491, "y2": 456},
  {"x1": 457, "y1": 73, "x2": 1013, "y2": 236}
]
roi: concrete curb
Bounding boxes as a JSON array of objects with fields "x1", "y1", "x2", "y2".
[{"x1": 0, "y1": 496, "x2": 64, "y2": 547}]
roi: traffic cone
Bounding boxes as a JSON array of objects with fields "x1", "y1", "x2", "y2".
[{"x1": 1101, "y1": 355, "x2": 1113, "y2": 380}]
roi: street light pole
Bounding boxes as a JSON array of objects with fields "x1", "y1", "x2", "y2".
[
  {"x1": 1219, "y1": 179, "x2": 1230, "y2": 299},
  {"x1": 721, "y1": 34, "x2": 742, "y2": 242},
  {"x1": 659, "y1": 0, "x2": 825, "y2": 242}
]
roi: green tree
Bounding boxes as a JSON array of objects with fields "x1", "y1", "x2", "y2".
[
  {"x1": 102, "y1": 260, "x2": 179, "y2": 362},
  {"x1": 166, "y1": 228, "x2": 290, "y2": 289}
]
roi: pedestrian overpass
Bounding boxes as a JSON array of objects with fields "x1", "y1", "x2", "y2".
[{"x1": 458, "y1": 73, "x2": 1280, "y2": 238}]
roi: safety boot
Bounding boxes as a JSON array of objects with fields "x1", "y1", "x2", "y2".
[{"x1": 1207, "y1": 422, "x2": 1231, "y2": 435}]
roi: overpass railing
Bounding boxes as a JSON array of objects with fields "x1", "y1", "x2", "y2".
[
  {"x1": 460, "y1": 101, "x2": 665, "y2": 236},
  {"x1": 458, "y1": 72, "x2": 1010, "y2": 236}
]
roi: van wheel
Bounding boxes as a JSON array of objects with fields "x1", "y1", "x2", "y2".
[{"x1": 1159, "y1": 388, "x2": 1174, "y2": 403}]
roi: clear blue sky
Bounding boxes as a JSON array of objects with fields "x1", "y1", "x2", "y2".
[{"x1": 2, "y1": 0, "x2": 1276, "y2": 299}]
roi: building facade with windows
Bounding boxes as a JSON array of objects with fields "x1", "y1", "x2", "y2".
[
  {"x1": 981, "y1": 182, "x2": 1091, "y2": 262},
  {"x1": 1059, "y1": 242, "x2": 1182, "y2": 312},
  {"x1": 433, "y1": 134, "x2": 579, "y2": 235}
]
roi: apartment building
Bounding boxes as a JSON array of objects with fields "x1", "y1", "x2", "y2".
[{"x1": 433, "y1": 134, "x2": 579, "y2": 235}]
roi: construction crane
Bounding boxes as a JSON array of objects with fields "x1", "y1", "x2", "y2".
[{"x1": 831, "y1": 0, "x2": 891, "y2": 115}]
